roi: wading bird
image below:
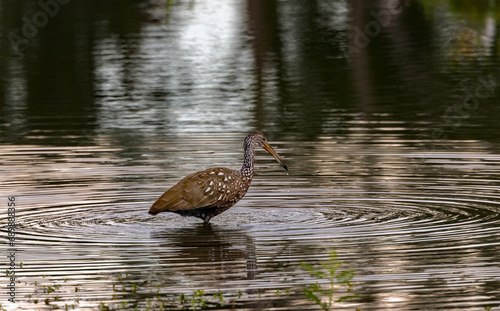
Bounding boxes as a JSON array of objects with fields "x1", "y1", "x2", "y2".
[{"x1": 148, "y1": 131, "x2": 288, "y2": 223}]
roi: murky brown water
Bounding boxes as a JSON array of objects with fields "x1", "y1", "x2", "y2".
[{"x1": 1, "y1": 0, "x2": 500, "y2": 310}]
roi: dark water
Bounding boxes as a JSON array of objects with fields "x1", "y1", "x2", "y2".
[{"x1": 1, "y1": 0, "x2": 500, "y2": 310}]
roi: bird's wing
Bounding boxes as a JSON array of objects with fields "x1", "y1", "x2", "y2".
[{"x1": 149, "y1": 168, "x2": 235, "y2": 214}]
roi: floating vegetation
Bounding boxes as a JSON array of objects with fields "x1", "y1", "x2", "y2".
[
  {"x1": 16, "y1": 267, "x2": 267, "y2": 310},
  {"x1": 14, "y1": 259, "x2": 362, "y2": 310}
]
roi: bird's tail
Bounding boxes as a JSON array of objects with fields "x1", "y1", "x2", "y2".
[
  {"x1": 148, "y1": 205, "x2": 161, "y2": 215},
  {"x1": 148, "y1": 191, "x2": 178, "y2": 215},
  {"x1": 148, "y1": 199, "x2": 168, "y2": 215}
]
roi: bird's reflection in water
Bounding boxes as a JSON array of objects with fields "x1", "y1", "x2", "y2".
[
  {"x1": 150, "y1": 224, "x2": 290, "y2": 309},
  {"x1": 151, "y1": 224, "x2": 289, "y2": 310},
  {"x1": 150, "y1": 224, "x2": 257, "y2": 288}
]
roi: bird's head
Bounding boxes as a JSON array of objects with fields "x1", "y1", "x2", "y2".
[{"x1": 245, "y1": 131, "x2": 288, "y2": 172}]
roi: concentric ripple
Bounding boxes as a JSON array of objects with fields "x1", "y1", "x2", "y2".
[{"x1": 2, "y1": 142, "x2": 500, "y2": 310}]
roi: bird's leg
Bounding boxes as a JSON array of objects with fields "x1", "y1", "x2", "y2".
[{"x1": 203, "y1": 215, "x2": 212, "y2": 224}]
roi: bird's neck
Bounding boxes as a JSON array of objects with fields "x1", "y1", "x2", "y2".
[{"x1": 240, "y1": 143, "x2": 255, "y2": 180}]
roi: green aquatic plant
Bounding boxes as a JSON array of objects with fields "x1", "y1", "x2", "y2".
[
  {"x1": 19, "y1": 262, "x2": 289, "y2": 311},
  {"x1": 212, "y1": 290, "x2": 225, "y2": 305},
  {"x1": 191, "y1": 289, "x2": 207, "y2": 310},
  {"x1": 299, "y1": 251, "x2": 359, "y2": 311}
]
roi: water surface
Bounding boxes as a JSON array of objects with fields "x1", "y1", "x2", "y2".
[{"x1": 1, "y1": 0, "x2": 500, "y2": 310}]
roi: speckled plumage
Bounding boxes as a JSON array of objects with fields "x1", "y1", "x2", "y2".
[{"x1": 148, "y1": 131, "x2": 288, "y2": 223}]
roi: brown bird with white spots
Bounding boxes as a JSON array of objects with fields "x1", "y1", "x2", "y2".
[{"x1": 148, "y1": 131, "x2": 288, "y2": 223}]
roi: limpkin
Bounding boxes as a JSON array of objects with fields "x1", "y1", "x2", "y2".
[{"x1": 148, "y1": 131, "x2": 288, "y2": 223}]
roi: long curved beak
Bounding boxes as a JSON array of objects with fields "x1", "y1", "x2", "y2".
[{"x1": 262, "y1": 143, "x2": 288, "y2": 172}]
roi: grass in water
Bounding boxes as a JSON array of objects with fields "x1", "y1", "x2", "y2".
[{"x1": 299, "y1": 251, "x2": 360, "y2": 311}]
